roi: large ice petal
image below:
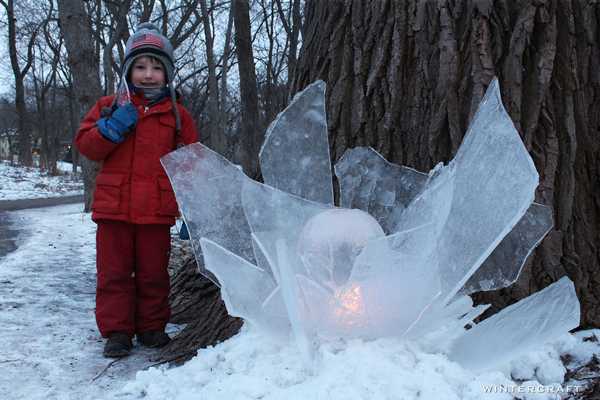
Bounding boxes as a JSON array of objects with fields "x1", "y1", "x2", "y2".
[
  {"x1": 200, "y1": 238, "x2": 291, "y2": 343},
  {"x1": 396, "y1": 78, "x2": 540, "y2": 304},
  {"x1": 259, "y1": 80, "x2": 333, "y2": 205},
  {"x1": 276, "y1": 239, "x2": 315, "y2": 374},
  {"x1": 448, "y1": 277, "x2": 580, "y2": 371},
  {"x1": 457, "y1": 203, "x2": 553, "y2": 296},
  {"x1": 161, "y1": 143, "x2": 255, "y2": 283},
  {"x1": 335, "y1": 146, "x2": 428, "y2": 234}
]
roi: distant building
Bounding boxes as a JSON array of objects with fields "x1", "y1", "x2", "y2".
[{"x1": 0, "y1": 129, "x2": 19, "y2": 161}]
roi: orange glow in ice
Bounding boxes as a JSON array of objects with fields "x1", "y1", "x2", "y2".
[{"x1": 331, "y1": 284, "x2": 366, "y2": 325}]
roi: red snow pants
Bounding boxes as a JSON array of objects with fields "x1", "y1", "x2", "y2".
[{"x1": 95, "y1": 220, "x2": 171, "y2": 338}]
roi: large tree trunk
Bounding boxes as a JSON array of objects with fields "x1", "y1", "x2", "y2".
[
  {"x1": 291, "y1": 0, "x2": 600, "y2": 328},
  {"x1": 233, "y1": 0, "x2": 262, "y2": 177},
  {"x1": 57, "y1": 0, "x2": 103, "y2": 212}
]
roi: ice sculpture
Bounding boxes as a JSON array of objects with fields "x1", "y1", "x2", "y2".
[{"x1": 162, "y1": 78, "x2": 580, "y2": 373}]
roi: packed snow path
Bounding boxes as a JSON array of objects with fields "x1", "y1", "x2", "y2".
[{"x1": 0, "y1": 204, "x2": 181, "y2": 400}]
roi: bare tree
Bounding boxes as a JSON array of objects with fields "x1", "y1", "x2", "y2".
[
  {"x1": 233, "y1": 0, "x2": 261, "y2": 177},
  {"x1": 291, "y1": 0, "x2": 600, "y2": 329},
  {"x1": 102, "y1": 0, "x2": 133, "y2": 92},
  {"x1": 31, "y1": 2, "x2": 63, "y2": 174},
  {"x1": 57, "y1": 0, "x2": 103, "y2": 211},
  {"x1": 219, "y1": 8, "x2": 234, "y2": 157},
  {"x1": 275, "y1": 0, "x2": 300, "y2": 93},
  {"x1": 199, "y1": 0, "x2": 221, "y2": 154},
  {"x1": 56, "y1": 48, "x2": 80, "y2": 174},
  {"x1": 1, "y1": 0, "x2": 39, "y2": 166},
  {"x1": 257, "y1": 0, "x2": 285, "y2": 125}
]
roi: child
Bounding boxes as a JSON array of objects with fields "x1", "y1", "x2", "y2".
[{"x1": 75, "y1": 23, "x2": 199, "y2": 357}]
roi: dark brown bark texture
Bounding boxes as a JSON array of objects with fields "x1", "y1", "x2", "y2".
[
  {"x1": 233, "y1": 0, "x2": 262, "y2": 177},
  {"x1": 162, "y1": 242, "x2": 243, "y2": 363},
  {"x1": 291, "y1": 0, "x2": 600, "y2": 328}
]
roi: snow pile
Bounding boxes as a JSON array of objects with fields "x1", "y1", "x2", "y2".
[
  {"x1": 120, "y1": 326, "x2": 598, "y2": 400},
  {"x1": 0, "y1": 160, "x2": 83, "y2": 201}
]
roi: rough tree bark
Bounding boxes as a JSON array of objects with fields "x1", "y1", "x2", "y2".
[
  {"x1": 233, "y1": 0, "x2": 262, "y2": 177},
  {"x1": 290, "y1": 0, "x2": 600, "y2": 328},
  {"x1": 57, "y1": 0, "x2": 103, "y2": 212}
]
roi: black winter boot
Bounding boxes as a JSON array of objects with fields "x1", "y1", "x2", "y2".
[
  {"x1": 137, "y1": 330, "x2": 171, "y2": 348},
  {"x1": 103, "y1": 331, "x2": 133, "y2": 358}
]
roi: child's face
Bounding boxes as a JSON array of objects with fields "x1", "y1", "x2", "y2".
[{"x1": 130, "y1": 56, "x2": 165, "y2": 87}]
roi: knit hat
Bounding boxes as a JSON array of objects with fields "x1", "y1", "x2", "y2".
[
  {"x1": 122, "y1": 22, "x2": 175, "y2": 85},
  {"x1": 108, "y1": 23, "x2": 181, "y2": 135}
]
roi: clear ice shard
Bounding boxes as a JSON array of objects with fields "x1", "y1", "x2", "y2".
[
  {"x1": 395, "y1": 78, "x2": 540, "y2": 305},
  {"x1": 199, "y1": 238, "x2": 291, "y2": 343},
  {"x1": 161, "y1": 143, "x2": 256, "y2": 283},
  {"x1": 276, "y1": 239, "x2": 315, "y2": 374},
  {"x1": 457, "y1": 203, "x2": 553, "y2": 296},
  {"x1": 259, "y1": 80, "x2": 333, "y2": 205},
  {"x1": 448, "y1": 277, "x2": 580, "y2": 371},
  {"x1": 335, "y1": 147, "x2": 428, "y2": 234},
  {"x1": 162, "y1": 77, "x2": 580, "y2": 374}
]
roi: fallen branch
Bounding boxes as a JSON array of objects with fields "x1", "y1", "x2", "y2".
[{"x1": 91, "y1": 358, "x2": 122, "y2": 383}]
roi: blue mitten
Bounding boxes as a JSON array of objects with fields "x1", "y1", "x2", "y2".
[{"x1": 98, "y1": 103, "x2": 139, "y2": 143}]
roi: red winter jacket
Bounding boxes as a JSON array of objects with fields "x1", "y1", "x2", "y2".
[{"x1": 75, "y1": 90, "x2": 199, "y2": 225}]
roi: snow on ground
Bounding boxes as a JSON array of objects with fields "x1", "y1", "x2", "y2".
[
  {"x1": 0, "y1": 204, "x2": 183, "y2": 400},
  {"x1": 0, "y1": 166, "x2": 598, "y2": 400},
  {"x1": 0, "y1": 160, "x2": 83, "y2": 201},
  {"x1": 120, "y1": 329, "x2": 599, "y2": 400}
]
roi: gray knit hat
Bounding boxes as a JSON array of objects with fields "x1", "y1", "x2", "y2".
[
  {"x1": 122, "y1": 22, "x2": 175, "y2": 85},
  {"x1": 109, "y1": 22, "x2": 181, "y2": 135}
]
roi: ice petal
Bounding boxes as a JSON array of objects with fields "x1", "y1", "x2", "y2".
[
  {"x1": 276, "y1": 239, "x2": 315, "y2": 374},
  {"x1": 335, "y1": 146, "x2": 428, "y2": 234},
  {"x1": 457, "y1": 203, "x2": 553, "y2": 296},
  {"x1": 200, "y1": 238, "x2": 290, "y2": 343},
  {"x1": 259, "y1": 80, "x2": 333, "y2": 205},
  {"x1": 448, "y1": 276, "x2": 580, "y2": 371},
  {"x1": 161, "y1": 143, "x2": 255, "y2": 283},
  {"x1": 242, "y1": 179, "x2": 334, "y2": 277},
  {"x1": 396, "y1": 78, "x2": 540, "y2": 305},
  {"x1": 318, "y1": 222, "x2": 441, "y2": 339}
]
